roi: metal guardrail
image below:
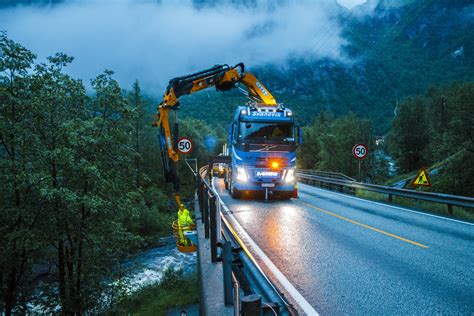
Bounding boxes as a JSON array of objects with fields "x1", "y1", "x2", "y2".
[
  {"x1": 297, "y1": 169, "x2": 355, "y2": 181},
  {"x1": 195, "y1": 165, "x2": 295, "y2": 315},
  {"x1": 297, "y1": 171, "x2": 474, "y2": 215}
]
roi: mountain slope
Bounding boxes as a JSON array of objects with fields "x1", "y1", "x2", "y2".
[{"x1": 181, "y1": 0, "x2": 473, "y2": 134}]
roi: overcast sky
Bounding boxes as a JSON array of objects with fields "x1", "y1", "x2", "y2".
[{"x1": 0, "y1": 0, "x2": 368, "y2": 92}]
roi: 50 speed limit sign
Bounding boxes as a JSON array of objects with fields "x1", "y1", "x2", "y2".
[
  {"x1": 352, "y1": 143, "x2": 368, "y2": 159},
  {"x1": 177, "y1": 137, "x2": 193, "y2": 154}
]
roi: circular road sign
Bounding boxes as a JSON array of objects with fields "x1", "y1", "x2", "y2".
[
  {"x1": 353, "y1": 143, "x2": 368, "y2": 159},
  {"x1": 177, "y1": 137, "x2": 193, "y2": 154}
]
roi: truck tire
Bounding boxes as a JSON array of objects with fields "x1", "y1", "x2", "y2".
[
  {"x1": 231, "y1": 188, "x2": 242, "y2": 199},
  {"x1": 278, "y1": 191, "x2": 293, "y2": 200},
  {"x1": 230, "y1": 181, "x2": 241, "y2": 199}
]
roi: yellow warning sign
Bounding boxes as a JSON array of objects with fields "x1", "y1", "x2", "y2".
[{"x1": 411, "y1": 167, "x2": 431, "y2": 187}]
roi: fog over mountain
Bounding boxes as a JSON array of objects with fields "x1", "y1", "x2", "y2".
[{"x1": 0, "y1": 0, "x2": 363, "y2": 92}]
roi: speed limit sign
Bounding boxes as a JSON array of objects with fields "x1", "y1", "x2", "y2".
[
  {"x1": 353, "y1": 143, "x2": 368, "y2": 159},
  {"x1": 177, "y1": 137, "x2": 193, "y2": 154}
]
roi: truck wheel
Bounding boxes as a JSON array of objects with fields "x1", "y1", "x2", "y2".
[
  {"x1": 230, "y1": 181, "x2": 241, "y2": 199},
  {"x1": 279, "y1": 191, "x2": 293, "y2": 200},
  {"x1": 231, "y1": 188, "x2": 242, "y2": 199}
]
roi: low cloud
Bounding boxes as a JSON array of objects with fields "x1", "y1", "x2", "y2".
[{"x1": 1, "y1": 0, "x2": 351, "y2": 92}]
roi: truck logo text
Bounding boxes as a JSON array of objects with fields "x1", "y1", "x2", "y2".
[
  {"x1": 255, "y1": 81, "x2": 269, "y2": 96},
  {"x1": 251, "y1": 112, "x2": 283, "y2": 117},
  {"x1": 256, "y1": 171, "x2": 278, "y2": 177}
]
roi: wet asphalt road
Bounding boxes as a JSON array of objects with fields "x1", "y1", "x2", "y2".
[{"x1": 214, "y1": 179, "x2": 474, "y2": 315}]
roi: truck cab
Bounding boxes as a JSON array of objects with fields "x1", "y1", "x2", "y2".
[{"x1": 225, "y1": 104, "x2": 301, "y2": 199}]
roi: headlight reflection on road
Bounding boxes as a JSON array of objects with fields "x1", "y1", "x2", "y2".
[
  {"x1": 265, "y1": 204, "x2": 323, "y2": 290},
  {"x1": 264, "y1": 205, "x2": 307, "y2": 255},
  {"x1": 281, "y1": 206, "x2": 296, "y2": 220}
]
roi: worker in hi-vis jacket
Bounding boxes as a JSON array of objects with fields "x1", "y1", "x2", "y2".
[{"x1": 177, "y1": 204, "x2": 193, "y2": 245}]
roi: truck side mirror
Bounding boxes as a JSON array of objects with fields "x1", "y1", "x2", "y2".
[
  {"x1": 228, "y1": 125, "x2": 233, "y2": 144},
  {"x1": 295, "y1": 126, "x2": 302, "y2": 146},
  {"x1": 232, "y1": 124, "x2": 238, "y2": 144}
]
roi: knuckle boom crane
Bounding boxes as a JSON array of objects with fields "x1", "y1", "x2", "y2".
[{"x1": 152, "y1": 63, "x2": 280, "y2": 206}]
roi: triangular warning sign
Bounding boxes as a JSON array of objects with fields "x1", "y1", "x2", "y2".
[{"x1": 411, "y1": 167, "x2": 431, "y2": 187}]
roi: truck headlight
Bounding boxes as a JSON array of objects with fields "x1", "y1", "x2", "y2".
[
  {"x1": 236, "y1": 167, "x2": 248, "y2": 182},
  {"x1": 284, "y1": 168, "x2": 295, "y2": 183}
]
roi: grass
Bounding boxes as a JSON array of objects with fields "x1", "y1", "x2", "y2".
[
  {"x1": 110, "y1": 269, "x2": 199, "y2": 315},
  {"x1": 384, "y1": 150, "x2": 465, "y2": 187},
  {"x1": 384, "y1": 172, "x2": 415, "y2": 186},
  {"x1": 355, "y1": 189, "x2": 474, "y2": 222}
]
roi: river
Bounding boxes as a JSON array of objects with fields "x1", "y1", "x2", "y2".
[
  {"x1": 120, "y1": 236, "x2": 197, "y2": 293},
  {"x1": 26, "y1": 236, "x2": 197, "y2": 313}
]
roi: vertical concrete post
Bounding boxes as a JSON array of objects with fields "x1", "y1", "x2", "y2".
[
  {"x1": 217, "y1": 201, "x2": 222, "y2": 240},
  {"x1": 241, "y1": 294, "x2": 262, "y2": 316},
  {"x1": 233, "y1": 273, "x2": 240, "y2": 315},
  {"x1": 197, "y1": 179, "x2": 203, "y2": 218},
  {"x1": 210, "y1": 195, "x2": 218, "y2": 263},
  {"x1": 447, "y1": 204, "x2": 453, "y2": 216},
  {"x1": 222, "y1": 241, "x2": 233, "y2": 305},
  {"x1": 203, "y1": 188, "x2": 209, "y2": 238}
]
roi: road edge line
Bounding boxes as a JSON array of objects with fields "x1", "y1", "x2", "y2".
[{"x1": 213, "y1": 179, "x2": 319, "y2": 315}]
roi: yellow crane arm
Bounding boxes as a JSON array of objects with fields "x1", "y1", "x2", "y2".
[{"x1": 240, "y1": 72, "x2": 277, "y2": 105}]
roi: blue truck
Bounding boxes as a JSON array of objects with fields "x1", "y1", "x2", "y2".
[{"x1": 224, "y1": 104, "x2": 301, "y2": 199}]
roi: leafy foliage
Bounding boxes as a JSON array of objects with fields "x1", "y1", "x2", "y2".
[
  {"x1": 298, "y1": 112, "x2": 386, "y2": 182},
  {"x1": 113, "y1": 269, "x2": 199, "y2": 315},
  {"x1": 0, "y1": 34, "x2": 208, "y2": 314},
  {"x1": 386, "y1": 82, "x2": 474, "y2": 196}
]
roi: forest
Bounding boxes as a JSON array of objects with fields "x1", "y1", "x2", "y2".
[
  {"x1": 297, "y1": 82, "x2": 474, "y2": 197},
  {"x1": 0, "y1": 33, "x2": 217, "y2": 314}
]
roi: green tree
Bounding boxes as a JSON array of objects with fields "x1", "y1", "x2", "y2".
[
  {"x1": 299, "y1": 112, "x2": 374, "y2": 180},
  {"x1": 0, "y1": 34, "x2": 184, "y2": 313},
  {"x1": 128, "y1": 80, "x2": 147, "y2": 189},
  {"x1": 0, "y1": 32, "x2": 41, "y2": 315},
  {"x1": 386, "y1": 97, "x2": 429, "y2": 173},
  {"x1": 297, "y1": 112, "x2": 332, "y2": 170}
]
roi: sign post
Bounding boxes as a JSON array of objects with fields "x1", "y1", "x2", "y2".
[{"x1": 352, "y1": 143, "x2": 368, "y2": 182}]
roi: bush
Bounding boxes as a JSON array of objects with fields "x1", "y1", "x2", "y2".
[{"x1": 112, "y1": 269, "x2": 198, "y2": 315}]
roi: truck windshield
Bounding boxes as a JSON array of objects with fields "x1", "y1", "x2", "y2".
[{"x1": 239, "y1": 122, "x2": 293, "y2": 141}]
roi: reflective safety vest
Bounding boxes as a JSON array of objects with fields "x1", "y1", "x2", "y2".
[{"x1": 178, "y1": 208, "x2": 193, "y2": 227}]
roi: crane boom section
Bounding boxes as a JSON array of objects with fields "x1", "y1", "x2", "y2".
[{"x1": 240, "y1": 72, "x2": 277, "y2": 105}]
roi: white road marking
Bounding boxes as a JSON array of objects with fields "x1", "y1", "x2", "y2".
[
  {"x1": 213, "y1": 179, "x2": 319, "y2": 316},
  {"x1": 298, "y1": 183, "x2": 474, "y2": 226}
]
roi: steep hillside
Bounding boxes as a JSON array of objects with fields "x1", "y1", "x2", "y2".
[
  {"x1": 0, "y1": 0, "x2": 62, "y2": 7},
  {"x1": 181, "y1": 0, "x2": 473, "y2": 134}
]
